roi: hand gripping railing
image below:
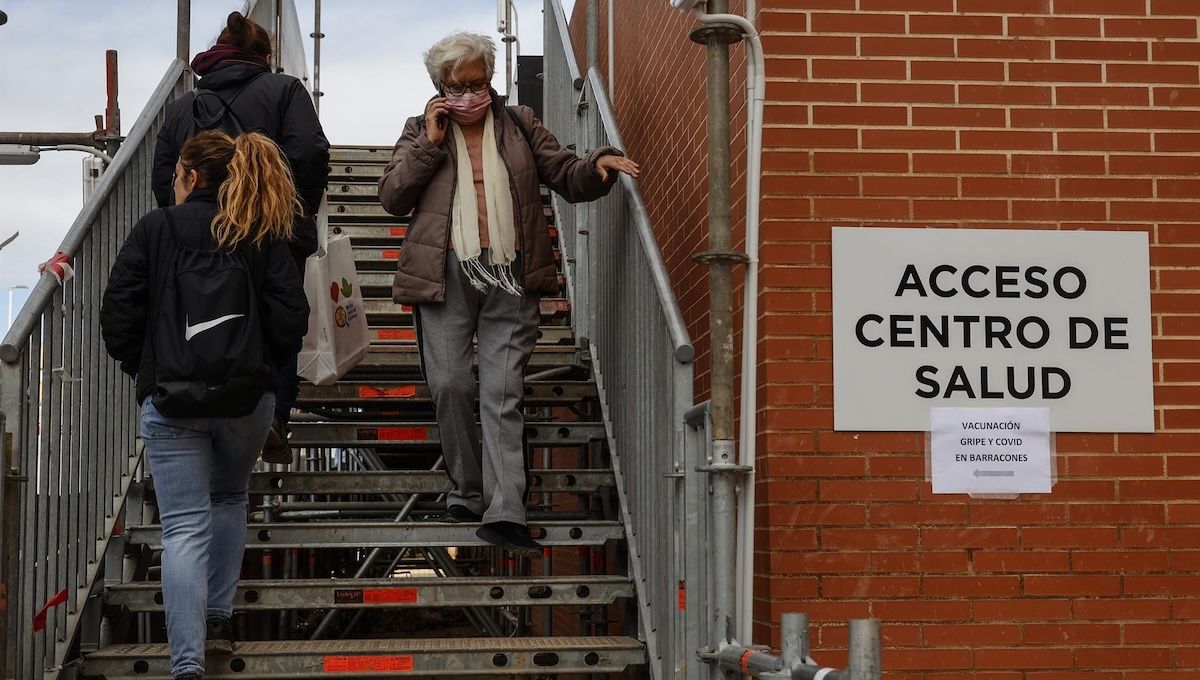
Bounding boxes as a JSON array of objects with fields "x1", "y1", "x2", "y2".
[
  {"x1": 544, "y1": 3, "x2": 697, "y2": 679},
  {"x1": 0, "y1": 59, "x2": 184, "y2": 680}
]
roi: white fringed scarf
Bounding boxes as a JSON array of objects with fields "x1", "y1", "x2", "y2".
[{"x1": 449, "y1": 110, "x2": 522, "y2": 295}]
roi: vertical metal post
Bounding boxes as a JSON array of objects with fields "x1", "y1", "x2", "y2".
[
  {"x1": 311, "y1": 0, "x2": 323, "y2": 114},
  {"x1": 104, "y1": 51, "x2": 121, "y2": 157},
  {"x1": 177, "y1": 0, "x2": 191, "y2": 89},
  {"x1": 848, "y1": 619, "x2": 882, "y2": 680},
  {"x1": 587, "y1": 0, "x2": 599, "y2": 73},
  {"x1": 505, "y1": 0, "x2": 515, "y2": 97},
  {"x1": 780, "y1": 613, "x2": 808, "y2": 671}
]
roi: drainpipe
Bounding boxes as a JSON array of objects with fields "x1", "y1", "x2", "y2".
[
  {"x1": 689, "y1": 0, "x2": 747, "y2": 662},
  {"x1": 178, "y1": 0, "x2": 191, "y2": 90}
]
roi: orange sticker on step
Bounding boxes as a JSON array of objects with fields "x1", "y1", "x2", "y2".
[
  {"x1": 375, "y1": 427, "x2": 429, "y2": 441},
  {"x1": 364, "y1": 588, "x2": 419, "y2": 604},
  {"x1": 376, "y1": 329, "x2": 416, "y2": 341},
  {"x1": 323, "y1": 655, "x2": 414, "y2": 673},
  {"x1": 390, "y1": 227, "x2": 407, "y2": 237},
  {"x1": 401, "y1": 305, "x2": 413, "y2": 314},
  {"x1": 382, "y1": 249, "x2": 401, "y2": 260},
  {"x1": 358, "y1": 385, "x2": 418, "y2": 399}
]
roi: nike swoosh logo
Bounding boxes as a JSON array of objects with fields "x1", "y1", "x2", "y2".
[{"x1": 184, "y1": 314, "x2": 245, "y2": 341}]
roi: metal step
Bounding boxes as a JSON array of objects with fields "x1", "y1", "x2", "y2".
[
  {"x1": 286, "y1": 421, "x2": 605, "y2": 447},
  {"x1": 349, "y1": 345, "x2": 584, "y2": 373},
  {"x1": 349, "y1": 324, "x2": 574, "y2": 346},
  {"x1": 247, "y1": 469, "x2": 613, "y2": 496},
  {"x1": 297, "y1": 379, "x2": 592, "y2": 406},
  {"x1": 125, "y1": 520, "x2": 624, "y2": 549},
  {"x1": 83, "y1": 636, "x2": 645, "y2": 678},
  {"x1": 329, "y1": 163, "x2": 385, "y2": 181},
  {"x1": 351, "y1": 246, "x2": 562, "y2": 269},
  {"x1": 358, "y1": 298, "x2": 569, "y2": 321},
  {"x1": 106, "y1": 575, "x2": 634, "y2": 612},
  {"x1": 330, "y1": 146, "x2": 392, "y2": 164},
  {"x1": 331, "y1": 223, "x2": 558, "y2": 245}
]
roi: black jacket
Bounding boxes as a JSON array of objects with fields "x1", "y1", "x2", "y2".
[
  {"x1": 101, "y1": 188, "x2": 310, "y2": 406},
  {"x1": 152, "y1": 61, "x2": 331, "y2": 260}
]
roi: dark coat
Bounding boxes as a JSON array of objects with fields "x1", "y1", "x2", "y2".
[
  {"x1": 152, "y1": 61, "x2": 331, "y2": 261},
  {"x1": 378, "y1": 95, "x2": 621, "y2": 304},
  {"x1": 100, "y1": 188, "x2": 309, "y2": 406}
]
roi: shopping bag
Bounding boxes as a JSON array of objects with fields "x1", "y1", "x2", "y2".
[{"x1": 297, "y1": 197, "x2": 369, "y2": 385}]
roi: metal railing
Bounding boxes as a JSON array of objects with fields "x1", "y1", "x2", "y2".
[
  {"x1": 0, "y1": 60, "x2": 185, "y2": 679},
  {"x1": 544, "y1": 3, "x2": 698, "y2": 679}
]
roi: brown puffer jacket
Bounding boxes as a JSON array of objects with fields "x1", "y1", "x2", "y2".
[{"x1": 379, "y1": 95, "x2": 622, "y2": 304}]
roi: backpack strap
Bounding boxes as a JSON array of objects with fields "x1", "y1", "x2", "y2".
[
  {"x1": 505, "y1": 106, "x2": 533, "y2": 148},
  {"x1": 191, "y1": 72, "x2": 269, "y2": 134}
]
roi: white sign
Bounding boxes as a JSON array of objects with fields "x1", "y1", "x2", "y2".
[
  {"x1": 832, "y1": 227, "x2": 1153, "y2": 433},
  {"x1": 931, "y1": 407, "x2": 1052, "y2": 494}
]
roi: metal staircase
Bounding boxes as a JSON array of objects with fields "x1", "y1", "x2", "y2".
[{"x1": 76, "y1": 145, "x2": 648, "y2": 679}]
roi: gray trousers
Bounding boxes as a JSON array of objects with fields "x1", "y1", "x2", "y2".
[{"x1": 415, "y1": 251, "x2": 540, "y2": 525}]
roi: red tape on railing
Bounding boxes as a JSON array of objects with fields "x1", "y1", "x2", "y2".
[{"x1": 32, "y1": 588, "x2": 67, "y2": 632}]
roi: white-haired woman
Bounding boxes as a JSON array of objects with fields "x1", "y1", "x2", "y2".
[{"x1": 379, "y1": 32, "x2": 638, "y2": 556}]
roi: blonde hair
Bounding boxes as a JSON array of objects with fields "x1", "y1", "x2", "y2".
[
  {"x1": 179, "y1": 130, "x2": 301, "y2": 249},
  {"x1": 423, "y1": 31, "x2": 496, "y2": 85}
]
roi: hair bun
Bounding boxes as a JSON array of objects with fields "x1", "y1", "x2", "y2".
[{"x1": 226, "y1": 11, "x2": 246, "y2": 32}]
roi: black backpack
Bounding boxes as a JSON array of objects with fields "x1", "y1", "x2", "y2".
[
  {"x1": 151, "y1": 209, "x2": 269, "y2": 418},
  {"x1": 187, "y1": 72, "x2": 267, "y2": 139}
]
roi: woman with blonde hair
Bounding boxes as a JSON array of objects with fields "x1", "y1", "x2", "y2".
[{"x1": 102, "y1": 130, "x2": 309, "y2": 680}]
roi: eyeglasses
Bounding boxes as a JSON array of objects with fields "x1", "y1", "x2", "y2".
[{"x1": 443, "y1": 81, "x2": 489, "y2": 96}]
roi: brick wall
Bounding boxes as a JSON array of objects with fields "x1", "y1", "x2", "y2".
[{"x1": 571, "y1": 0, "x2": 1200, "y2": 676}]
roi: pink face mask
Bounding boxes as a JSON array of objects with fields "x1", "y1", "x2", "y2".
[{"x1": 446, "y1": 91, "x2": 491, "y2": 125}]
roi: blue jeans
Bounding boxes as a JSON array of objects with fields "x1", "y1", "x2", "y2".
[{"x1": 140, "y1": 393, "x2": 275, "y2": 678}]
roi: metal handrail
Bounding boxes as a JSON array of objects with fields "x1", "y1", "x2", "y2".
[
  {"x1": 0, "y1": 60, "x2": 185, "y2": 364},
  {"x1": 585, "y1": 67, "x2": 694, "y2": 364},
  {"x1": 548, "y1": 0, "x2": 584, "y2": 88}
]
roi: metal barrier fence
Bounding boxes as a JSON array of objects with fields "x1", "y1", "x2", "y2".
[
  {"x1": 0, "y1": 60, "x2": 185, "y2": 679},
  {"x1": 544, "y1": 3, "x2": 699, "y2": 678}
]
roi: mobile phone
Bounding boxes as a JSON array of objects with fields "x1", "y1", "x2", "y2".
[{"x1": 435, "y1": 87, "x2": 448, "y2": 129}]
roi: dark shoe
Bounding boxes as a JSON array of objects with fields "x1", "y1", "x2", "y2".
[
  {"x1": 261, "y1": 414, "x2": 291, "y2": 465},
  {"x1": 174, "y1": 673, "x2": 202, "y2": 680},
  {"x1": 444, "y1": 505, "x2": 482, "y2": 523},
  {"x1": 205, "y1": 615, "x2": 234, "y2": 654},
  {"x1": 476, "y1": 521, "x2": 543, "y2": 557}
]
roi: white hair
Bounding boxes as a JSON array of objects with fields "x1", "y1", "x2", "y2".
[{"x1": 423, "y1": 32, "x2": 497, "y2": 85}]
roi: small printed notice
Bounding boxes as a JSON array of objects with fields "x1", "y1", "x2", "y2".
[{"x1": 931, "y1": 407, "x2": 1052, "y2": 495}]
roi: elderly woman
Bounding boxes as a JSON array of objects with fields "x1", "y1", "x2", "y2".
[{"x1": 379, "y1": 32, "x2": 638, "y2": 556}]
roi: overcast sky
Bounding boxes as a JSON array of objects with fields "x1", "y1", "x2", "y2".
[{"x1": 1, "y1": 0, "x2": 565, "y2": 330}]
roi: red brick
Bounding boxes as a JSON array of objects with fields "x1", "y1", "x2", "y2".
[
  {"x1": 1056, "y1": 39, "x2": 1149, "y2": 60},
  {"x1": 1059, "y1": 131, "x2": 1152, "y2": 151},
  {"x1": 1011, "y1": 108, "x2": 1106, "y2": 129},
  {"x1": 1109, "y1": 63, "x2": 1200, "y2": 84},
  {"x1": 1158, "y1": 178, "x2": 1200, "y2": 198},
  {"x1": 1154, "y1": 86, "x2": 1200, "y2": 106},
  {"x1": 958, "y1": 38, "x2": 1052, "y2": 59},
  {"x1": 1010, "y1": 16, "x2": 1102, "y2": 37},
  {"x1": 1024, "y1": 574, "x2": 1121, "y2": 596},
  {"x1": 1105, "y1": 18, "x2": 1198, "y2": 38},
  {"x1": 822, "y1": 527, "x2": 918, "y2": 549},
  {"x1": 861, "y1": 82, "x2": 958, "y2": 103},
  {"x1": 911, "y1": 14, "x2": 1004, "y2": 34},
  {"x1": 1125, "y1": 575, "x2": 1200, "y2": 596},
  {"x1": 1060, "y1": 178, "x2": 1153, "y2": 198},
  {"x1": 1156, "y1": 132, "x2": 1200, "y2": 151},
  {"x1": 1074, "y1": 550, "x2": 1170, "y2": 572},
  {"x1": 924, "y1": 623, "x2": 1021, "y2": 645},
  {"x1": 875, "y1": 600, "x2": 972, "y2": 622},
  {"x1": 963, "y1": 177, "x2": 1056, "y2": 198},
  {"x1": 812, "y1": 58, "x2": 907, "y2": 80},
  {"x1": 823, "y1": 575, "x2": 921, "y2": 598},
  {"x1": 915, "y1": 199, "x2": 1009, "y2": 220},
  {"x1": 1057, "y1": 85, "x2": 1151, "y2": 105},
  {"x1": 771, "y1": 81, "x2": 859, "y2": 103},
  {"x1": 1153, "y1": 0, "x2": 1200, "y2": 13},
  {"x1": 960, "y1": 84, "x2": 1053, "y2": 105},
  {"x1": 969, "y1": 503, "x2": 1068, "y2": 524},
  {"x1": 861, "y1": 0, "x2": 954, "y2": 8},
  {"x1": 813, "y1": 198, "x2": 910, "y2": 219},
  {"x1": 863, "y1": 176, "x2": 959, "y2": 197},
  {"x1": 964, "y1": 130, "x2": 1055, "y2": 150},
  {"x1": 819, "y1": 479, "x2": 919, "y2": 501},
  {"x1": 1073, "y1": 598, "x2": 1171, "y2": 620},
  {"x1": 1011, "y1": 61, "x2": 1104, "y2": 82},
  {"x1": 1153, "y1": 41, "x2": 1200, "y2": 61},
  {"x1": 766, "y1": 503, "x2": 866, "y2": 526},
  {"x1": 914, "y1": 106, "x2": 1007, "y2": 128},
  {"x1": 762, "y1": 35, "x2": 858, "y2": 57},
  {"x1": 922, "y1": 527, "x2": 1020, "y2": 548},
  {"x1": 974, "y1": 599, "x2": 1072, "y2": 621},
  {"x1": 759, "y1": 10, "x2": 809, "y2": 33},
  {"x1": 813, "y1": 105, "x2": 908, "y2": 126},
  {"x1": 884, "y1": 648, "x2": 972, "y2": 670},
  {"x1": 923, "y1": 575, "x2": 1021, "y2": 597},
  {"x1": 864, "y1": 129, "x2": 957, "y2": 150},
  {"x1": 1055, "y1": 0, "x2": 1147, "y2": 13},
  {"x1": 1125, "y1": 623, "x2": 1200, "y2": 644},
  {"x1": 1022, "y1": 623, "x2": 1122, "y2": 645},
  {"x1": 1013, "y1": 154, "x2": 1106, "y2": 174},
  {"x1": 915, "y1": 152, "x2": 1009, "y2": 174},
  {"x1": 1076, "y1": 648, "x2": 1173, "y2": 669},
  {"x1": 1022, "y1": 527, "x2": 1118, "y2": 548},
  {"x1": 974, "y1": 551, "x2": 1071, "y2": 573},
  {"x1": 861, "y1": 36, "x2": 955, "y2": 57},
  {"x1": 814, "y1": 151, "x2": 909, "y2": 173},
  {"x1": 870, "y1": 503, "x2": 968, "y2": 524},
  {"x1": 1112, "y1": 154, "x2": 1200, "y2": 174},
  {"x1": 912, "y1": 59, "x2": 1008, "y2": 80},
  {"x1": 811, "y1": 12, "x2": 907, "y2": 33},
  {"x1": 763, "y1": 127, "x2": 857, "y2": 149},
  {"x1": 1066, "y1": 454, "x2": 1165, "y2": 476},
  {"x1": 1069, "y1": 503, "x2": 1166, "y2": 524},
  {"x1": 764, "y1": 551, "x2": 870, "y2": 574},
  {"x1": 872, "y1": 550, "x2": 971, "y2": 573},
  {"x1": 1123, "y1": 527, "x2": 1200, "y2": 548},
  {"x1": 975, "y1": 648, "x2": 1073, "y2": 670}
]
